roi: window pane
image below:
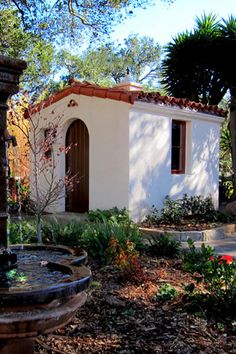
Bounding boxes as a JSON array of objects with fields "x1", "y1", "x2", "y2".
[
  {"x1": 171, "y1": 120, "x2": 186, "y2": 173},
  {"x1": 171, "y1": 147, "x2": 180, "y2": 170},
  {"x1": 172, "y1": 122, "x2": 181, "y2": 147}
]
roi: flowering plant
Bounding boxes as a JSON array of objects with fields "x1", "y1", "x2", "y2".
[
  {"x1": 209, "y1": 255, "x2": 234, "y2": 265},
  {"x1": 106, "y1": 236, "x2": 143, "y2": 282},
  {"x1": 183, "y1": 240, "x2": 236, "y2": 315}
]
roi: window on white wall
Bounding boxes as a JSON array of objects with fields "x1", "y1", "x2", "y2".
[{"x1": 171, "y1": 120, "x2": 186, "y2": 174}]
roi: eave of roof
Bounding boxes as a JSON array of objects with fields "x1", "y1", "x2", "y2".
[
  {"x1": 25, "y1": 81, "x2": 137, "y2": 118},
  {"x1": 25, "y1": 80, "x2": 228, "y2": 118},
  {"x1": 136, "y1": 92, "x2": 228, "y2": 117}
]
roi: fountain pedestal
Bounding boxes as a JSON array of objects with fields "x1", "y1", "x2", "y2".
[
  {"x1": 0, "y1": 245, "x2": 91, "y2": 354},
  {"x1": 0, "y1": 56, "x2": 27, "y2": 249},
  {"x1": 0, "y1": 57, "x2": 91, "y2": 354},
  {"x1": 0, "y1": 339, "x2": 35, "y2": 354},
  {"x1": 0, "y1": 290, "x2": 87, "y2": 354}
]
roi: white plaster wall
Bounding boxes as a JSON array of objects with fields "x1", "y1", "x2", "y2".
[
  {"x1": 128, "y1": 102, "x2": 224, "y2": 221},
  {"x1": 30, "y1": 93, "x2": 130, "y2": 213}
]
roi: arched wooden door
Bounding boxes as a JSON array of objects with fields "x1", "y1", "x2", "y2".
[{"x1": 65, "y1": 119, "x2": 89, "y2": 212}]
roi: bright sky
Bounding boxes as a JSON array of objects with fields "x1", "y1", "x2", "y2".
[{"x1": 112, "y1": 0, "x2": 235, "y2": 45}]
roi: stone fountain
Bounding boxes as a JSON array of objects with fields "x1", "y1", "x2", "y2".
[{"x1": 0, "y1": 56, "x2": 91, "y2": 354}]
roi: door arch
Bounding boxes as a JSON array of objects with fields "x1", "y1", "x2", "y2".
[{"x1": 65, "y1": 119, "x2": 89, "y2": 212}]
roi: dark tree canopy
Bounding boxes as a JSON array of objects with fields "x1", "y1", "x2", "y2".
[
  {"x1": 161, "y1": 14, "x2": 228, "y2": 105},
  {"x1": 219, "y1": 16, "x2": 236, "y2": 98}
]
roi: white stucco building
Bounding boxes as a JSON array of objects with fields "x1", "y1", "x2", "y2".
[{"x1": 28, "y1": 80, "x2": 226, "y2": 220}]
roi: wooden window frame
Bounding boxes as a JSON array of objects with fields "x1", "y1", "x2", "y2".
[{"x1": 171, "y1": 120, "x2": 186, "y2": 174}]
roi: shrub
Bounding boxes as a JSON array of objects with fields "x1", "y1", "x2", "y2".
[
  {"x1": 8, "y1": 221, "x2": 37, "y2": 244},
  {"x1": 80, "y1": 219, "x2": 142, "y2": 261},
  {"x1": 8, "y1": 198, "x2": 20, "y2": 215},
  {"x1": 161, "y1": 196, "x2": 185, "y2": 224},
  {"x1": 201, "y1": 256, "x2": 236, "y2": 313},
  {"x1": 80, "y1": 221, "x2": 112, "y2": 261},
  {"x1": 145, "y1": 205, "x2": 159, "y2": 225},
  {"x1": 88, "y1": 207, "x2": 130, "y2": 224},
  {"x1": 147, "y1": 234, "x2": 180, "y2": 258},
  {"x1": 106, "y1": 236, "x2": 143, "y2": 281},
  {"x1": 184, "y1": 257, "x2": 236, "y2": 316},
  {"x1": 155, "y1": 283, "x2": 178, "y2": 301},
  {"x1": 182, "y1": 238, "x2": 215, "y2": 274},
  {"x1": 41, "y1": 219, "x2": 84, "y2": 246},
  {"x1": 181, "y1": 194, "x2": 216, "y2": 220},
  {"x1": 146, "y1": 194, "x2": 220, "y2": 225},
  {"x1": 183, "y1": 239, "x2": 236, "y2": 316}
]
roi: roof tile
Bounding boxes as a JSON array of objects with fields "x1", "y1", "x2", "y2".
[
  {"x1": 136, "y1": 91, "x2": 228, "y2": 117},
  {"x1": 25, "y1": 80, "x2": 228, "y2": 118}
]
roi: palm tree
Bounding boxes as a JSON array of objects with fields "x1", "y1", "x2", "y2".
[
  {"x1": 162, "y1": 14, "x2": 228, "y2": 105},
  {"x1": 219, "y1": 16, "x2": 236, "y2": 197}
]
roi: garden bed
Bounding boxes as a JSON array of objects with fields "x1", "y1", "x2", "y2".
[
  {"x1": 35, "y1": 255, "x2": 236, "y2": 354},
  {"x1": 140, "y1": 223, "x2": 236, "y2": 242}
]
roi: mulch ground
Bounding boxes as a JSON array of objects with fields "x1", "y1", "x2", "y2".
[{"x1": 35, "y1": 256, "x2": 236, "y2": 354}]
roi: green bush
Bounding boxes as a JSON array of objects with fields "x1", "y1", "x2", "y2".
[
  {"x1": 182, "y1": 238, "x2": 215, "y2": 274},
  {"x1": 88, "y1": 207, "x2": 130, "y2": 224},
  {"x1": 146, "y1": 194, "x2": 221, "y2": 225},
  {"x1": 147, "y1": 234, "x2": 180, "y2": 258},
  {"x1": 80, "y1": 219, "x2": 142, "y2": 261},
  {"x1": 8, "y1": 198, "x2": 20, "y2": 215},
  {"x1": 80, "y1": 221, "x2": 112, "y2": 260},
  {"x1": 155, "y1": 283, "x2": 178, "y2": 301},
  {"x1": 41, "y1": 219, "x2": 84, "y2": 246},
  {"x1": 183, "y1": 239, "x2": 236, "y2": 316},
  {"x1": 202, "y1": 256, "x2": 236, "y2": 313},
  {"x1": 161, "y1": 196, "x2": 185, "y2": 224},
  {"x1": 8, "y1": 221, "x2": 37, "y2": 244}
]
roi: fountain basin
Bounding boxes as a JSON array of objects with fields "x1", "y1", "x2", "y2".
[{"x1": 0, "y1": 244, "x2": 91, "y2": 354}]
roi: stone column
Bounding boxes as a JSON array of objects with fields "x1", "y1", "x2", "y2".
[{"x1": 0, "y1": 56, "x2": 26, "y2": 248}]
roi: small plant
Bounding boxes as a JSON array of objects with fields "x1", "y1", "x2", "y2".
[
  {"x1": 145, "y1": 194, "x2": 222, "y2": 226},
  {"x1": 8, "y1": 198, "x2": 20, "y2": 214},
  {"x1": 122, "y1": 307, "x2": 136, "y2": 317},
  {"x1": 202, "y1": 256, "x2": 236, "y2": 312},
  {"x1": 183, "y1": 240, "x2": 236, "y2": 317},
  {"x1": 8, "y1": 221, "x2": 37, "y2": 244},
  {"x1": 88, "y1": 207, "x2": 130, "y2": 224},
  {"x1": 182, "y1": 238, "x2": 215, "y2": 273},
  {"x1": 80, "y1": 221, "x2": 112, "y2": 261},
  {"x1": 106, "y1": 236, "x2": 143, "y2": 281},
  {"x1": 155, "y1": 283, "x2": 178, "y2": 301},
  {"x1": 147, "y1": 234, "x2": 180, "y2": 258},
  {"x1": 145, "y1": 205, "x2": 159, "y2": 225},
  {"x1": 161, "y1": 196, "x2": 185, "y2": 224},
  {"x1": 41, "y1": 219, "x2": 84, "y2": 246},
  {"x1": 80, "y1": 219, "x2": 142, "y2": 261}
]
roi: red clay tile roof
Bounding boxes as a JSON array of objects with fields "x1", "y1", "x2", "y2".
[
  {"x1": 25, "y1": 81, "x2": 136, "y2": 118},
  {"x1": 136, "y1": 92, "x2": 228, "y2": 117},
  {"x1": 25, "y1": 80, "x2": 228, "y2": 118}
]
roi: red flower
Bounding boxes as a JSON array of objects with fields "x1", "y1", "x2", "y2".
[
  {"x1": 209, "y1": 255, "x2": 234, "y2": 265},
  {"x1": 218, "y1": 255, "x2": 234, "y2": 265}
]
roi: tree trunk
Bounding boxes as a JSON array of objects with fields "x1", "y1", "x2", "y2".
[
  {"x1": 229, "y1": 94, "x2": 236, "y2": 199},
  {"x1": 37, "y1": 214, "x2": 42, "y2": 244}
]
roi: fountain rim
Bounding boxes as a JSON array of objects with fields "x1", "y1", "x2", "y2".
[
  {"x1": 10, "y1": 243, "x2": 88, "y2": 262},
  {"x1": 0, "y1": 244, "x2": 91, "y2": 307}
]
